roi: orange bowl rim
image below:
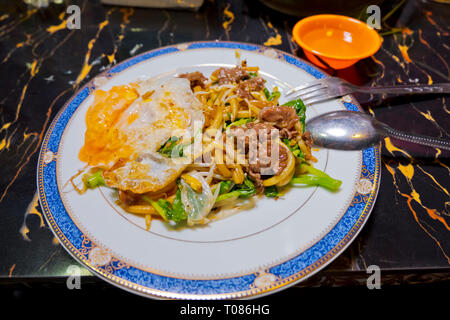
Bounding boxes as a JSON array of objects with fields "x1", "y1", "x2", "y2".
[{"x1": 292, "y1": 14, "x2": 382, "y2": 61}]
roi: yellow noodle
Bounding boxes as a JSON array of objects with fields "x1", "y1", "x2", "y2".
[
  {"x1": 222, "y1": 113, "x2": 231, "y2": 122},
  {"x1": 123, "y1": 204, "x2": 158, "y2": 215},
  {"x1": 145, "y1": 214, "x2": 152, "y2": 230},
  {"x1": 217, "y1": 163, "x2": 232, "y2": 177},
  {"x1": 214, "y1": 90, "x2": 226, "y2": 106},
  {"x1": 249, "y1": 104, "x2": 261, "y2": 116},
  {"x1": 237, "y1": 110, "x2": 250, "y2": 118},
  {"x1": 209, "y1": 105, "x2": 224, "y2": 129},
  {"x1": 181, "y1": 173, "x2": 203, "y2": 193},
  {"x1": 207, "y1": 92, "x2": 218, "y2": 108},
  {"x1": 251, "y1": 91, "x2": 266, "y2": 101},
  {"x1": 294, "y1": 121, "x2": 303, "y2": 135},
  {"x1": 245, "y1": 66, "x2": 259, "y2": 72},
  {"x1": 232, "y1": 165, "x2": 245, "y2": 184},
  {"x1": 230, "y1": 98, "x2": 238, "y2": 121},
  {"x1": 263, "y1": 142, "x2": 295, "y2": 187},
  {"x1": 297, "y1": 139, "x2": 309, "y2": 158}
]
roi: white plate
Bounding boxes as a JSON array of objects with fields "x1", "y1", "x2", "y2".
[{"x1": 37, "y1": 41, "x2": 380, "y2": 299}]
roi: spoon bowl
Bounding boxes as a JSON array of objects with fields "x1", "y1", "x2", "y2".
[
  {"x1": 306, "y1": 110, "x2": 450, "y2": 151},
  {"x1": 306, "y1": 111, "x2": 382, "y2": 150}
]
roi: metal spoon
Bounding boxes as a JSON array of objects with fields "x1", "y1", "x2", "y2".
[{"x1": 305, "y1": 111, "x2": 450, "y2": 151}]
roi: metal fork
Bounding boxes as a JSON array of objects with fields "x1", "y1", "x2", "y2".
[{"x1": 284, "y1": 77, "x2": 450, "y2": 105}]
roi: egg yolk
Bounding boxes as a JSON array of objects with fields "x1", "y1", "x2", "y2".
[{"x1": 79, "y1": 85, "x2": 139, "y2": 166}]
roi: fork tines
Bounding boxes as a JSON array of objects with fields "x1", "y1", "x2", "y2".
[{"x1": 284, "y1": 78, "x2": 328, "y2": 104}]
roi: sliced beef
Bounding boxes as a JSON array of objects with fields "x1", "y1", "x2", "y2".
[
  {"x1": 179, "y1": 71, "x2": 208, "y2": 89},
  {"x1": 226, "y1": 121, "x2": 288, "y2": 189},
  {"x1": 211, "y1": 66, "x2": 249, "y2": 85},
  {"x1": 243, "y1": 121, "x2": 274, "y2": 141},
  {"x1": 247, "y1": 169, "x2": 263, "y2": 189},
  {"x1": 302, "y1": 130, "x2": 313, "y2": 149},
  {"x1": 118, "y1": 190, "x2": 140, "y2": 206},
  {"x1": 279, "y1": 128, "x2": 297, "y2": 139},
  {"x1": 236, "y1": 76, "x2": 266, "y2": 99},
  {"x1": 259, "y1": 105, "x2": 299, "y2": 130}
]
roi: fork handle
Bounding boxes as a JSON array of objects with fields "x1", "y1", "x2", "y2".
[
  {"x1": 378, "y1": 124, "x2": 450, "y2": 150},
  {"x1": 356, "y1": 83, "x2": 450, "y2": 95}
]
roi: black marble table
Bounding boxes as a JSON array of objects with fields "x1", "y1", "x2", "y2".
[{"x1": 0, "y1": 0, "x2": 449, "y2": 299}]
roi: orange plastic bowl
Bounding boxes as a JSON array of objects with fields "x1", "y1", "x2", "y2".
[{"x1": 292, "y1": 14, "x2": 382, "y2": 69}]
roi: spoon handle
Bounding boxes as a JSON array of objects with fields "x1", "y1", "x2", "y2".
[
  {"x1": 356, "y1": 83, "x2": 450, "y2": 95},
  {"x1": 380, "y1": 125, "x2": 450, "y2": 151}
]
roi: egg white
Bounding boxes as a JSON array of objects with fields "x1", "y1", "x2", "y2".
[{"x1": 102, "y1": 77, "x2": 204, "y2": 194}]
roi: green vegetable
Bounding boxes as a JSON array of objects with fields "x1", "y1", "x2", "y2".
[
  {"x1": 158, "y1": 136, "x2": 181, "y2": 157},
  {"x1": 299, "y1": 164, "x2": 331, "y2": 178},
  {"x1": 238, "y1": 177, "x2": 256, "y2": 198},
  {"x1": 215, "y1": 191, "x2": 241, "y2": 202},
  {"x1": 226, "y1": 117, "x2": 254, "y2": 129},
  {"x1": 158, "y1": 136, "x2": 191, "y2": 158},
  {"x1": 268, "y1": 91, "x2": 280, "y2": 101},
  {"x1": 155, "y1": 199, "x2": 172, "y2": 221},
  {"x1": 144, "y1": 197, "x2": 170, "y2": 221},
  {"x1": 290, "y1": 176, "x2": 342, "y2": 192},
  {"x1": 283, "y1": 98, "x2": 306, "y2": 132},
  {"x1": 218, "y1": 180, "x2": 234, "y2": 194},
  {"x1": 249, "y1": 72, "x2": 258, "y2": 78},
  {"x1": 263, "y1": 88, "x2": 281, "y2": 101},
  {"x1": 264, "y1": 185, "x2": 279, "y2": 198},
  {"x1": 143, "y1": 189, "x2": 187, "y2": 223},
  {"x1": 170, "y1": 189, "x2": 188, "y2": 222},
  {"x1": 215, "y1": 177, "x2": 256, "y2": 202},
  {"x1": 282, "y1": 138, "x2": 305, "y2": 161},
  {"x1": 83, "y1": 170, "x2": 105, "y2": 189},
  {"x1": 290, "y1": 164, "x2": 342, "y2": 192}
]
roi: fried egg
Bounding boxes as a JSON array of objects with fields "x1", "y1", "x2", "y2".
[{"x1": 79, "y1": 77, "x2": 204, "y2": 194}]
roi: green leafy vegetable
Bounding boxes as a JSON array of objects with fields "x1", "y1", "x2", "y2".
[
  {"x1": 158, "y1": 137, "x2": 181, "y2": 157},
  {"x1": 283, "y1": 98, "x2": 306, "y2": 132},
  {"x1": 264, "y1": 185, "x2": 279, "y2": 198},
  {"x1": 215, "y1": 177, "x2": 256, "y2": 202},
  {"x1": 152, "y1": 198, "x2": 172, "y2": 221},
  {"x1": 158, "y1": 136, "x2": 191, "y2": 158},
  {"x1": 170, "y1": 189, "x2": 188, "y2": 222},
  {"x1": 217, "y1": 180, "x2": 234, "y2": 194},
  {"x1": 299, "y1": 164, "x2": 332, "y2": 178},
  {"x1": 241, "y1": 177, "x2": 256, "y2": 197},
  {"x1": 249, "y1": 72, "x2": 258, "y2": 78},
  {"x1": 263, "y1": 88, "x2": 281, "y2": 101},
  {"x1": 282, "y1": 138, "x2": 305, "y2": 161},
  {"x1": 226, "y1": 117, "x2": 254, "y2": 129},
  {"x1": 268, "y1": 91, "x2": 280, "y2": 101},
  {"x1": 83, "y1": 170, "x2": 105, "y2": 189},
  {"x1": 215, "y1": 191, "x2": 241, "y2": 202},
  {"x1": 143, "y1": 189, "x2": 187, "y2": 223},
  {"x1": 290, "y1": 176, "x2": 342, "y2": 192},
  {"x1": 290, "y1": 164, "x2": 342, "y2": 191},
  {"x1": 143, "y1": 197, "x2": 169, "y2": 221}
]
